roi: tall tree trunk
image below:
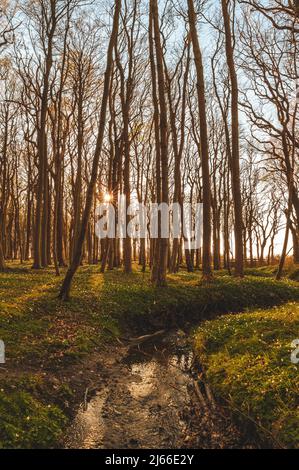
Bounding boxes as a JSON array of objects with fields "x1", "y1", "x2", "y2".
[
  {"x1": 148, "y1": 17, "x2": 161, "y2": 284},
  {"x1": 150, "y1": 0, "x2": 169, "y2": 286},
  {"x1": 33, "y1": 24, "x2": 55, "y2": 268},
  {"x1": 187, "y1": 0, "x2": 212, "y2": 280},
  {"x1": 0, "y1": 207, "x2": 6, "y2": 271},
  {"x1": 276, "y1": 197, "x2": 293, "y2": 280},
  {"x1": 221, "y1": 0, "x2": 244, "y2": 277},
  {"x1": 72, "y1": 72, "x2": 84, "y2": 264},
  {"x1": 290, "y1": 219, "x2": 299, "y2": 264},
  {"x1": 0, "y1": 109, "x2": 8, "y2": 271},
  {"x1": 167, "y1": 43, "x2": 190, "y2": 273},
  {"x1": 59, "y1": 0, "x2": 121, "y2": 300}
]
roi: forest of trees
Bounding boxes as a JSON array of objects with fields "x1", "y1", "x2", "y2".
[{"x1": 0, "y1": 0, "x2": 298, "y2": 297}]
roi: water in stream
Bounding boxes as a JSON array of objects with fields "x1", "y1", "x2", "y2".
[
  {"x1": 64, "y1": 331, "x2": 256, "y2": 449},
  {"x1": 64, "y1": 331, "x2": 192, "y2": 449}
]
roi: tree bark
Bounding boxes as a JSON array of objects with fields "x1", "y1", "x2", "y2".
[
  {"x1": 187, "y1": 0, "x2": 213, "y2": 280},
  {"x1": 221, "y1": 0, "x2": 244, "y2": 277},
  {"x1": 150, "y1": 0, "x2": 169, "y2": 286}
]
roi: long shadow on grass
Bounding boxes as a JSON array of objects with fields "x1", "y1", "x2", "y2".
[{"x1": 98, "y1": 270, "x2": 299, "y2": 334}]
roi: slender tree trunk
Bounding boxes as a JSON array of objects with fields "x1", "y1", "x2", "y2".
[
  {"x1": 33, "y1": 26, "x2": 55, "y2": 269},
  {"x1": 221, "y1": 0, "x2": 244, "y2": 277},
  {"x1": 276, "y1": 201, "x2": 292, "y2": 280},
  {"x1": 59, "y1": 0, "x2": 121, "y2": 300},
  {"x1": 290, "y1": 221, "x2": 299, "y2": 263},
  {"x1": 149, "y1": 2, "x2": 161, "y2": 284},
  {"x1": 150, "y1": 0, "x2": 169, "y2": 286},
  {"x1": 187, "y1": 0, "x2": 212, "y2": 280},
  {"x1": 72, "y1": 88, "x2": 83, "y2": 263},
  {"x1": 0, "y1": 207, "x2": 6, "y2": 271},
  {"x1": 0, "y1": 108, "x2": 9, "y2": 270}
]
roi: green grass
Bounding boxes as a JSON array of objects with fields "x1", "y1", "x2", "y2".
[
  {"x1": 244, "y1": 265, "x2": 278, "y2": 277},
  {"x1": 98, "y1": 269, "x2": 299, "y2": 333},
  {"x1": 0, "y1": 376, "x2": 68, "y2": 449},
  {"x1": 194, "y1": 302, "x2": 299, "y2": 448},
  {"x1": 0, "y1": 262, "x2": 299, "y2": 448},
  {"x1": 244, "y1": 263, "x2": 299, "y2": 281},
  {"x1": 289, "y1": 266, "x2": 299, "y2": 282}
]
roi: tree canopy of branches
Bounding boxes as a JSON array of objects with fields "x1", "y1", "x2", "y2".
[{"x1": 0, "y1": 0, "x2": 298, "y2": 297}]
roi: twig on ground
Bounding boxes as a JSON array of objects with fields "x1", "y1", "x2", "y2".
[
  {"x1": 83, "y1": 387, "x2": 89, "y2": 411},
  {"x1": 193, "y1": 380, "x2": 208, "y2": 409}
]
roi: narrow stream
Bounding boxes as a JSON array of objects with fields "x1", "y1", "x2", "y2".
[
  {"x1": 64, "y1": 330, "x2": 256, "y2": 449},
  {"x1": 64, "y1": 331, "x2": 192, "y2": 449}
]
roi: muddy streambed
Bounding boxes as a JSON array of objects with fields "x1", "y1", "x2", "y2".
[{"x1": 64, "y1": 331, "x2": 258, "y2": 449}]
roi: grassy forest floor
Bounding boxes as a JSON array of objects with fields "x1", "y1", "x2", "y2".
[{"x1": 0, "y1": 262, "x2": 298, "y2": 448}]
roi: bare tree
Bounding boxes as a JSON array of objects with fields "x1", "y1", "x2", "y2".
[
  {"x1": 187, "y1": 0, "x2": 213, "y2": 280},
  {"x1": 59, "y1": 0, "x2": 121, "y2": 300},
  {"x1": 221, "y1": 0, "x2": 244, "y2": 277}
]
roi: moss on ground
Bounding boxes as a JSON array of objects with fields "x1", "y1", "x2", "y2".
[
  {"x1": 243, "y1": 263, "x2": 299, "y2": 281},
  {"x1": 0, "y1": 262, "x2": 298, "y2": 448},
  {"x1": 289, "y1": 266, "x2": 299, "y2": 282},
  {"x1": 0, "y1": 376, "x2": 69, "y2": 449},
  {"x1": 194, "y1": 302, "x2": 299, "y2": 448}
]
